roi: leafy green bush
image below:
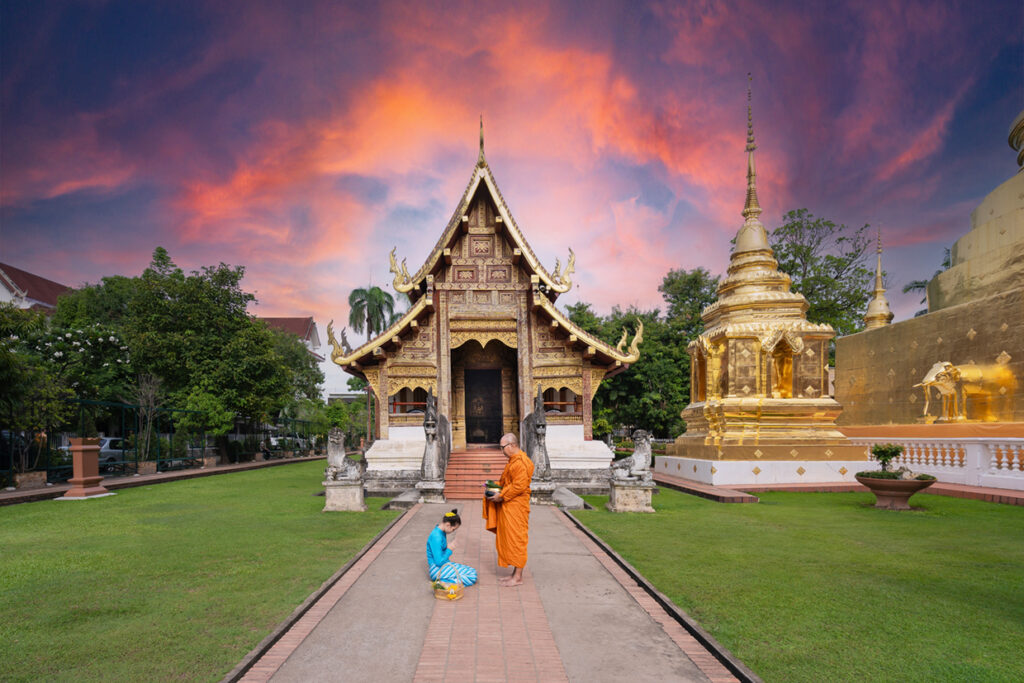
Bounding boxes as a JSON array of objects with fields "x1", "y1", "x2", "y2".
[
  {"x1": 870, "y1": 443, "x2": 903, "y2": 472},
  {"x1": 856, "y1": 470, "x2": 901, "y2": 479}
]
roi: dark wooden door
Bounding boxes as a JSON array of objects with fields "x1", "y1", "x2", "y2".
[{"x1": 465, "y1": 369, "x2": 502, "y2": 444}]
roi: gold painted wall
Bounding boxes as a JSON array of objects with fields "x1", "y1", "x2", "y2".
[{"x1": 835, "y1": 287, "x2": 1023, "y2": 425}]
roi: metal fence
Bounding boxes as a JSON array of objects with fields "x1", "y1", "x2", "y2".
[
  {"x1": 1, "y1": 399, "x2": 325, "y2": 488},
  {"x1": 0, "y1": 398, "x2": 210, "y2": 487}
]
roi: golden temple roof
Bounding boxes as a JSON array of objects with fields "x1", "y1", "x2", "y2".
[
  {"x1": 327, "y1": 134, "x2": 643, "y2": 374},
  {"x1": 388, "y1": 128, "x2": 575, "y2": 301}
]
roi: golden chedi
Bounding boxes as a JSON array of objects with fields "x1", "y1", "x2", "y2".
[
  {"x1": 836, "y1": 109, "x2": 1023, "y2": 427},
  {"x1": 660, "y1": 86, "x2": 865, "y2": 484}
]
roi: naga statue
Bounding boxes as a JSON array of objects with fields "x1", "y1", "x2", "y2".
[
  {"x1": 522, "y1": 386, "x2": 551, "y2": 480},
  {"x1": 420, "y1": 389, "x2": 451, "y2": 481},
  {"x1": 611, "y1": 429, "x2": 653, "y2": 483}
]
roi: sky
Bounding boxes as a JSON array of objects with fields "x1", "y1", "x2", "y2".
[{"x1": 2, "y1": 1, "x2": 1022, "y2": 394}]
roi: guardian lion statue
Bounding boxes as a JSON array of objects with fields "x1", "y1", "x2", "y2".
[
  {"x1": 611, "y1": 429, "x2": 653, "y2": 483},
  {"x1": 325, "y1": 428, "x2": 364, "y2": 481}
]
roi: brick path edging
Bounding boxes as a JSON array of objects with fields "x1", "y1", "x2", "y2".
[
  {"x1": 559, "y1": 509, "x2": 763, "y2": 683},
  {"x1": 220, "y1": 506, "x2": 414, "y2": 683}
]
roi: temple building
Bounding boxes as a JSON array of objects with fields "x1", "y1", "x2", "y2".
[
  {"x1": 836, "y1": 109, "x2": 1023, "y2": 427},
  {"x1": 658, "y1": 88, "x2": 866, "y2": 485},
  {"x1": 328, "y1": 124, "x2": 642, "y2": 493}
]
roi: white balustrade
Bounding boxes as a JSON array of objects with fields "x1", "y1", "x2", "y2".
[{"x1": 849, "y1": 437, "x2": 1024, "y2": 491}]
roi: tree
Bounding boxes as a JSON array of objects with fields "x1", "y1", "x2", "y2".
[
  {"x1": 51, "y1": 247, "x2": 322, "y2": 426},
  {"x1": 348, "y1": 285, "x2": 395, "y2": 441},
  {"x1": 658, "y1": 267, "x2": 719, "y2": 339},
  {"x1": 566, "y1": 304, "x2": 690, "y2": 438},
  {"x1": 769, "y1": 209, "x2": 873, "y2": 340}
]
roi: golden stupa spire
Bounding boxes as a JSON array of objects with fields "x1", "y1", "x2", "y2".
[
  {"x1": 733, "y1": 73, "x2": 771, "y2": 255},
  {"x1": 477, "y1": 115, "x2": 486, "y2": 167},
  {"x1": 702, "y1": 74, "x2": 811, "y2": 327},
  {"x1": 864, "y1": 227, "x2": 894, "y2": 329},
  {"x1": 742, "y1": 74, "x2": 762, "y2": 221}
]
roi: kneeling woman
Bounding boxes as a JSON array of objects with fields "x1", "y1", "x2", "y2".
[{"x1": 426, "y1": 509, "x2": 478, "y2": 586}]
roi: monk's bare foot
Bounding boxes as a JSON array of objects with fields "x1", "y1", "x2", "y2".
[
  {"x1": 503, "y1": 577, "x2": 523, "y2": 587},
  {"x1": 498, "y1": 577, "x2": 514, "y2": 586}
]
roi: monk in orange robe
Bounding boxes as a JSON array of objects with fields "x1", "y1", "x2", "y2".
[{"x1": 483, "y1": 432, "x2": 534, "y2": 586}]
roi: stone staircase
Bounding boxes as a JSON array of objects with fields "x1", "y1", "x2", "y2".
[{"x1": 444, "y1": 447, "x2": 505, "y2": 499}]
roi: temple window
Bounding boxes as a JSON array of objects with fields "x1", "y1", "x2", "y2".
[
  {"x1": 543, "y1": 387, "x2": 580, "y2": 414},
  {"x1": 389, "y1": 387, "x2": 428, "y2": 415}
]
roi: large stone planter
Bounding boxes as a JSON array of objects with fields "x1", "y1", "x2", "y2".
[{"x1": 856, "y1": 475, "x2": 936, "y2": 510}]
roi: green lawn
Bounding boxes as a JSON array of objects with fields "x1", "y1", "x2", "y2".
[
  {"x1": 576, "y1": 489, "x2": 1024, "y2": 683},
  {"x1": 0, "y1": 461, "x2": 398, "y2": 682}
]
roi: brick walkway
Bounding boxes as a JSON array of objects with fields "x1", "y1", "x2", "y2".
[
  {"x1": 231, "y1": 500, "x2": 744, "y2": 682},
  {"x1": 413, "y1": 500, "x2": 567, "y2": 682}
]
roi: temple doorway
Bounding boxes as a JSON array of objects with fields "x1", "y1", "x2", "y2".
[
  {"x1": 451, "y1": 340, "x2": 519, "y2": 449},
  {"x1": 465, "y1": 369, "x2": 502, "y2": 443}
]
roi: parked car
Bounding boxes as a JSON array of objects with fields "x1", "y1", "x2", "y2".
[{"x1": 60, "y1": 437, "x2": 131, "y2": 469}]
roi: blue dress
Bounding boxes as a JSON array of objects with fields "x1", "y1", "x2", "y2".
[{"x1": 426, "y1": 525, "x2": 477, "y2": 586}]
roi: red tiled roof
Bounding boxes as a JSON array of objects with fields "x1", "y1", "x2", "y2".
[
  {"x1": 259, "y1": 316, "x2": 315, "y2": 340},
  {"x1": 0, "y1": 262, "x2": 73, "y2": 308}
]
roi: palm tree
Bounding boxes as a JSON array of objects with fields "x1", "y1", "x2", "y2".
[{"x1": 348, "y1": 286, "x2": 395, "y2": 443}]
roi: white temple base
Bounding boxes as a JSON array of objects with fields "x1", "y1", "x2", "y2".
[
  {"x1": 656, "y1": 455, "x2": 868, "y2": 486},
  {"x1": 546, "y1": 426, "x2": 615, "y2": 469},
  {"x1": 365, "y1": 428, "x2": 425, "y2": 472}
]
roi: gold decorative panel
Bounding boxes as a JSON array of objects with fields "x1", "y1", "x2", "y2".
[
  {"x1": 470, "y1": 235, "x2": 492, "y2": 257},
  {"x1": 487, "y1": 265, "x2": 511, "y2": 282},
  {"x1": 454, "y1": 266, "x2": 477, "y2": 282}
]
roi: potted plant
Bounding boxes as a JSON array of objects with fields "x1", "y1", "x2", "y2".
[{"x1": 855, "y1": 443, "x2": 937, "y2": 510}]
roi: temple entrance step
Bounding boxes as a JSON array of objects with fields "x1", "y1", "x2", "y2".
[{"x1": 444, "y1": 449, "x2": 505, "y2": 500}]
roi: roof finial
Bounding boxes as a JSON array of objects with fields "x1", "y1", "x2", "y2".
[
  {"x1": 742, "y1": 73, "x2": 762, "y2": 220},
  {"x1": 864, "y1": 225, "x2": 894, "y2": 329},
  {"x1": 478, "y1": 115, "x2": 486, "y2": 167}
]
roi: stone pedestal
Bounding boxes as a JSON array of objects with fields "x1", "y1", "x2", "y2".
[
  {"x1": 530, "y1": 480, "x2": 557, "y2": 505},
  {"x1": 416, "y1": 479, "x2": 447, "y2": 503},
  {"x1": 62, "y1": 438, "x2": 113, "y2": 499},
  {"x1": 323, "y1": 480, "x2": 367, "y2": 511},
  {"x1": 606, "y1": 479, "x2": 655, "y2": 513},
  {"x1": 202, "y1": 453, "x2": 221, "y2": 469}
]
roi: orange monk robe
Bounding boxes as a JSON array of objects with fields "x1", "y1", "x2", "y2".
[{"x1": 482, "y1": 448, "x2": 534, "y2": 568}]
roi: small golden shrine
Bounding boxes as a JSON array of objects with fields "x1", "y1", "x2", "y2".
[
  {"x1": 662, "y1": 87, "x2": 865, "y2": 483},
  {"x1": 328, "y1": 122, "x2": 641, "y2": 490}
]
